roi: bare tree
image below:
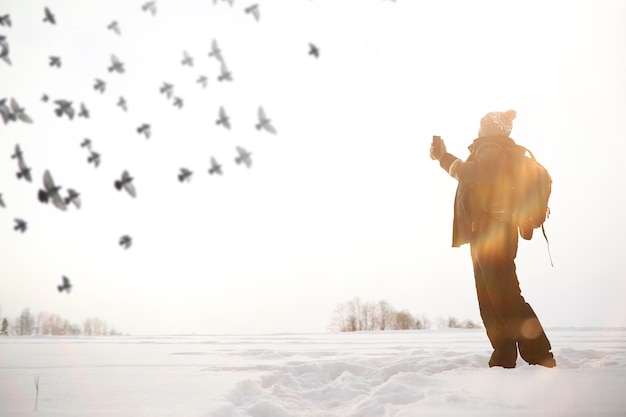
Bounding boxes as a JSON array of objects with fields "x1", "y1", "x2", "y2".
[
  {"x1": 14, "y1": 308, "x2": 35, "y2": 335},
  {"x1": 394, "y1": 310, "x2": 415, "y2": 330}
]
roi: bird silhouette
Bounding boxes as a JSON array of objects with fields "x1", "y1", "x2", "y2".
[
  {"x1": 256, "y1": 106, "x2": 277, "y2": 134},
  {"x1": 0, "y1": 14, "x2": 11, "y2": 27},
  {"x1": 38, "y1": 170, "x2": 67, "y2": 211},
  {"x1": 117, "y1": 96, "x2": 127, "y2": 112},
  {"x1": 309, "y1": 43, "x2": 319, "y2": 58},
  {"x1": 244, "y1": 4, "x2": 260, "y2": 21},
  {"x1": 181, "y1": 50, "x2": 193, "y2": 66},
  {"x1": 173, "y1": 97, "x2": 183, "y2": 108},
  {"x1": 197, "y1": 75, "x2": 208, "y2": 88},
  {"x1": 217, "y1": 61, "x2": 233, "y2": 81},
  {"x1": 14, "y1": 145, "x2": 32, "y2": 182},
  {"x1": 94, "y1": 78, "x2": 106, "y2": 93},
  {"x1": 80, "y1": 138, "x2": 92, "y2": 150},
  {"x1": 142, "y1": 1, "x2": 157, "y2": 16},
  {"x1": 14, "y1": 218, "x2": 27, "y2": 233},
  {"x1": 208, "y1": 39, "x2": 224, "y2": 62},
  {"x1": 87, "y1": 151, "x2": 101, "y2": 168},
  {"x1": 54, "y1": 100, "x2": 75, "y2": 120},
  {"x1": 107, "y1": 21, "x2": 120, "y2": 35},
  {"x1": 57, "y1": 276, "x2": 72, "y2": 293},
  {"x1": 235, "y1": 146, "x2": 252, "y2": 168},
  {"x1": 178, "y1": 168, "x2": 193, "y2": 182},
  {"x1": 160, "y1": 82, "x2": 173, "y2": 99},
  {"x1": 114, "y1": 170, "x2": 136, "y2": 198},
  {"x1": 64, "y1": 189, "x2": 81, "y2": 209},
  {"x1": 49, "y1": 56, "x2": 61, "y2": 67},
  {"x1": 0, "y1": 193, "x2": 5, "y2": 208},
  {"x1": 78, "y1": 102, "x2": 89, "y2": 118},
  {"x1": 137, "y1": 123, "x2": 151, "y2": 139},
  {"x1": 216, "y1": 106, "x2": 231, "y2": 129},
  {"x1": 41, "y1": 94, "x2": 49, "y2": 102},
  {"x1": 10, "y1": 98, "x2": 33, "y2": 123},
  {"x1": 43, "y1": 7, "x2": 56, "y2": 25},
  {"x1": 208, "y1": 156, "x2": 223, "y2": 175},
  {"x1": 119, "y1": 235, "x2": 132, "y2": 249},
  {"x1": 108, "y1": 54, "x2": 125, "y2": 73},
  {"x1": 0, "y1": 35, "x2": 11, "y2": 66}
]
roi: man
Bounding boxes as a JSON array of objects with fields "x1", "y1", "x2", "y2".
[{"x1": 430, "y1": 110, "x2": 556, "y2": 368}]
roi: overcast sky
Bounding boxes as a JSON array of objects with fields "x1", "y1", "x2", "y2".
[{"x1": 1, "y1": 0, "x2": 625, "y2": 334}]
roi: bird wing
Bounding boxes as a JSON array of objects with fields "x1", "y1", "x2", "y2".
[
  {"x1": 50, "y1": 190, "x2": 67, "y2": 211},
  {"x1": 258, "y1": 106, "x2": 266, "y2": 122},
  {"x1": 43, "y1": 170, "x2": 56, "y2": 193},
  {"x1": 124, "y1": 182, "x2": 137, "y2": 198},
  {"x1": 264, "y1": 122, "x2": 277, "y2": 134}
]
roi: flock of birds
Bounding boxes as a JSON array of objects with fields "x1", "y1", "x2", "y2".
[{"x1": 1, "y1": 1, "x2": 326, "y2": 294}]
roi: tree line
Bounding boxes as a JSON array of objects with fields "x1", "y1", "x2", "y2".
[
  {"x1": 328, "y1": 297, "x2": 482, "y2": 332},
  {"x1": 0, "y1": 306, "x2": 122, "y2": 336}
]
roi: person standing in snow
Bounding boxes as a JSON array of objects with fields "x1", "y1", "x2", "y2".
[{"x1": 429, "y1": 110, "x2": 556, "y2": 368}]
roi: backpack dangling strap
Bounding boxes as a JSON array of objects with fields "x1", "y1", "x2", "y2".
[{"x1": 541, "y1": 224, "x2": 554, "y2": 267}]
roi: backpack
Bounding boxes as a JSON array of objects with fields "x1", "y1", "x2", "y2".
[{"x1": 510, "y1": 146, "x2": 552, "y2": 241}]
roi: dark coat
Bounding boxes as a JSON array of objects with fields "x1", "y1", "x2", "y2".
[{"x1": 440, "y1": 136, "x2": 524, "y2": 247}]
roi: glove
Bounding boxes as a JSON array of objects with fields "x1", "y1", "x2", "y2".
[{"x1": 430, "y1": 138, "x2": 447, "y2": 161}]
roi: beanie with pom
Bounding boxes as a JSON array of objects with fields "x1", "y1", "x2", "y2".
[{"x1": 478, "y1": 110, "x2": 516, "y2": 137}]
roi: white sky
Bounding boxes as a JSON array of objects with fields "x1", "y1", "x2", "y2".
[{"x1": 1, "y1": 0, "x2": 625, "y2": 334}]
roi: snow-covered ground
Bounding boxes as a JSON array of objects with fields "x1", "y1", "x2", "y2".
[{"x1": 1, "y1": 329, "x2": 625, "y2": 416}]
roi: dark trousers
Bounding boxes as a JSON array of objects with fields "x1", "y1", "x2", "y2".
[{"x1": 470, "y1": 220, "x2": 553, "y2": 367}]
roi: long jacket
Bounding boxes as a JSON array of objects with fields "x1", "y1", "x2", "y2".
[{"x1": 439, "y1": 136, "x2": 524, "y2": 247}]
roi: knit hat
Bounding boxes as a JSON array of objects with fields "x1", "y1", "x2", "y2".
[{"x1": 478, "y1": 110, "x2": 516, "y2": 137}]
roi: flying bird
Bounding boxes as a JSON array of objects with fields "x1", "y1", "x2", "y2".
[
  {"x1": 41, "y1": 94, "x2": 49, "y2": 102},
  {"x1": 87, "y1": 151, "x2": 101, "y2": 168},
  {"x1": 108, "y1": 54, "x2": 124, "y2": 73},
  {"x1": 43, "y1": 7, "x2": 56, "y2": 25},
  {"x1": 217, "y1": 61, "x2": 232, "y2": 82},
  {"x1": 160, "y1": 82, "x2": 173, "y2": 99},
  {"x1": 57, "y1": 276, "x2": 71, "y2": 293},
  {"x1": 78, "y1": 102, "x2": 89, "y2": 118},
  {"x1": 119, "y1": 235, "x2": 132, "y2": 249},
  {"x1": 117, "y1": 96, "x2": 127, "y2": 112},
  {"x1": 11, "y1": 143, "x2": 22, "y2": 159},
  {"x1": 216, "y1": 106, "x2": 231, "y2": 129},
  {"x1": 208, "y1": 156, "x2": 222, "y2": 175},
  {"x1": 178, "y1": 168, "x2": 193, "y2": 182},
  {"x1": 14, "y1": 145, "x2": 32, "y2": 182},
  {"x1": 173, "y1": 97, "x2": 183, "y2": 108},
  {"x1": 0, "y1": 14, "x2": 11, "y2": 27},
  {"x1": 142, "y1": 1, "x2": 157, "y2": 16},
  {"x1": 181, "y1": 50, "x2": 193, "y2": 66},
  {"x1": 38, "y1": 170, "x2": 67, "y2": 211},
  {"x1": 309, "y1": 43, "x2": 319, "y2": 58},
  {"x1": 49, "y1": 56, "x2": 61, "y2": 67},
  {"x1": 13, "y1": 218, "x2": 27, "y2": 233},
  {"x1": 0, "y1": 193, "x2": 5, "y2": 208},
  {"x1": 0, "y1": 35, "x2": 11, "y2": 66},
  {"x1": 64, "y1": 189, "x2": 81, "y2": 209},
  {"x1": 10, "y1": 98, "x2": 33, "y2": 123},
  {"x1": 80, "y1": 138, "x2": 92, "y2": 150},
  {"x1": 94, "y1": 78, "x2": 106, "y2": 93},
  {"x1": 54, "y1": 100, "x2": 74, "y2": 120},
  {"x1": 197, "y1": 75, "x2": 208, "y2": 88},
  {"x1": 244, "y1": 4, "x2": 260, "y2": 21},
  {"x1": 114, "y1": 170, "x2": 136, "y2": 198},
  {"x1": 256, "y1": 106, "x2": 277, "y2": 134},
  {"x1": 137, "y1": 123, "x2": 151, "y2": 139},
  {"x1": 235, "y1": 146, "x2": 252, "y2": 168},
  {"x1": 208, "y1": 39, "x2": 223, "y2": 62},
  {"x1": 107, "y1": 21, "x2": 120, "y2": 35}
]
